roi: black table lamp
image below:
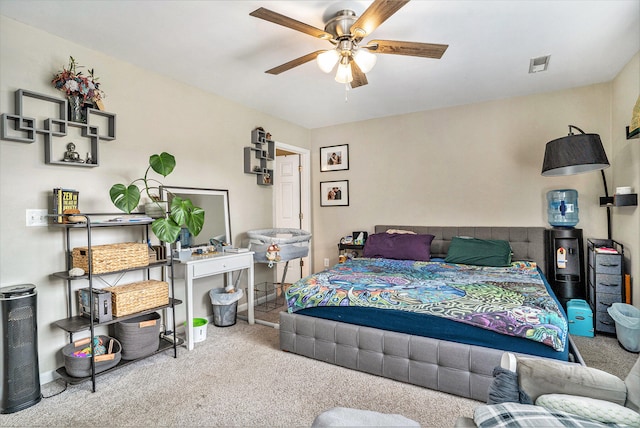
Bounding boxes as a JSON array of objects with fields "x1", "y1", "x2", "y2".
[{"x1": 541, "y1": 125, "x2": 612, "y2": 239}]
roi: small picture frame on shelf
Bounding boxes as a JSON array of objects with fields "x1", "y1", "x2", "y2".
[
  {"x1": 320, "y1": 144, "x2": 349, "y2": 172},
  {"x1": 320, "y1": 180, "x2": 349, "y2": 207}
]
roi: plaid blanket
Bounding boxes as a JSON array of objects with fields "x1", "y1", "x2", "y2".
[{"x1": 474, "y1": 403, "x2": 624, "y2": 427}]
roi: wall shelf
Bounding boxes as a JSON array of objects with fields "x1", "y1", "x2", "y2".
[
  {"x1": 0, "y1": 89, "x2": 116, "y2": 167},
  {"x1": 244, "y1": 127, "x2": 274, "y2": 186},
  {"x1": 600, "y1": 193, "x2": 638, "y2": 207}
]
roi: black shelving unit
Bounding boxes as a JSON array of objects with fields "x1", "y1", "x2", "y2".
[
  {"x1": 50, "y1": 213, "x2": 180, "y2": 392},
  {"x1": 587, "y1": 238, "x2": 625, "y2": 334},
  {"x1": 338, "y1": 243, "x2": 365, "y2": 259}
]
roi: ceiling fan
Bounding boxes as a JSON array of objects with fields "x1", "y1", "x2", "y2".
[{"x1": 249, "y1": 0, "x2": 448, "y2": 88}]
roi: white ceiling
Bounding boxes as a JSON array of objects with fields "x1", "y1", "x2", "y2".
[{"x1": 1, "y1": 0, "x2": 638, "y2": 129}]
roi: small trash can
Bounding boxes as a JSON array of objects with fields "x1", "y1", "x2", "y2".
[
  {"x1": 184, "y1": 317, "x2": 208, "y2": 343},
  {"x1": 209, "y1": 288, "x2": 243, "y2": 327},
  {"x1": 607, "y1": 303, "x2": 640, "y2": 352}
]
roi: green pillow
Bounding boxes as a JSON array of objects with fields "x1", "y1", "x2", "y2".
[{"x1": 445, "y1": 236, "x2": 512, "y2": 267}]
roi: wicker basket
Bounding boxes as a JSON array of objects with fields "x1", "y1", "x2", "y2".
[
  {"x1": 105, "y1": 280, "x2": 169, "y2": 317},
  {"x1": 62, "y1": 335, "x2": 121, "y2": 378},
  {"x1": 72, "y1": 242, "x2": 149, "y2": 274}
]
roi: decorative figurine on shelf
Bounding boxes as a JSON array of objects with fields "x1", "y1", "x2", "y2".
[
  {"x1": 266, "y1": 243, "x2": 281, "y2": 268},
  {"x1": 62, "y1": 142, "x2": 84, "y2": 163},
  {"x1": 263, "y1": 172, "x2": 271, "y2": 185}
]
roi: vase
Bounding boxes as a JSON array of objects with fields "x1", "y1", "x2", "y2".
[
  {"x1": 67, "y1": 94, "x2": 84, "y2": 123},
  {"x1": 145, "y1": 201, "x2": 168, "y2": 219}
]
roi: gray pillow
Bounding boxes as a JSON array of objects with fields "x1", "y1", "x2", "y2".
[
  {"x1": 624, "y1": 356, "x2": 640, "y2": 411},
  {"x1": 312, "y1": 407, "x2": 420, "y2": 427},
  {"x1": 517, "y1": 357, "x2": 627, "y2": 405}
]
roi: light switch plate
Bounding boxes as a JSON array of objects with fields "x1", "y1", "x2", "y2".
[{"x1": 26, "y1": 209, "x2": 48, "y2": 227}]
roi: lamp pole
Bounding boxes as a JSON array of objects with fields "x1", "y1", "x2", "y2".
[{"x1": 568, "y1": 126, "x2": 612, "y2": 240}]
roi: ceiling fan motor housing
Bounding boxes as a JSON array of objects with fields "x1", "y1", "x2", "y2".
[{"x1": 324, "y1": 10, "x2": 358, "y2": 40}]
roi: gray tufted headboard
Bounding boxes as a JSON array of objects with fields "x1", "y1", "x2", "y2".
[{"x1": 374, "y1": 226, "x2": 548, "y2": 276}]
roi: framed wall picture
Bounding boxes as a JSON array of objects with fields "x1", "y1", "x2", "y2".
[
  {"x1": 320, "y1": 144, "x2": 349, "y2": 172},
  {"x1": 320, "y1": 180, "x2": 349, "y2": 207}
]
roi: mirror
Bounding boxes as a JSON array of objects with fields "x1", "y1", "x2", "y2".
[{"x1": 160, "y1": 186, "x2": 231, "y2": 247}]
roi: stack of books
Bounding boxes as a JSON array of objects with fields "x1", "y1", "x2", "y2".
[{"x1": 595, "y1": 247, "x2": 619, "y2": 254}]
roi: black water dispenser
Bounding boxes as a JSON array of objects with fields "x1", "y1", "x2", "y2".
[{"x1": 545, "y1": 229, "x2": 585, "y2": 309}]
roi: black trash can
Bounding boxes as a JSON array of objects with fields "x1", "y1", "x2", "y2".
[
  {"x1": 209, "y1": 288, "x2": 243, "y2": 327},
  {"x1": 0, "y1": 284, "x2": 41, "y2": 414}
]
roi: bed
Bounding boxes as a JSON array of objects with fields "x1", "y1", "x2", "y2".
[{"x1": 279, "y1": 226, "x2": 584, "y2": 402}]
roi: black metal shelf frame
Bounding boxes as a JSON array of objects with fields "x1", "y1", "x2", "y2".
[{"x1": 50, "y1": 213, "x2": 179, "y2": 392}]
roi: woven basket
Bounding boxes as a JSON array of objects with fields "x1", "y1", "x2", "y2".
[
  {"x1": 105, "y1": 280, "x2": 169, "y2": 317},
  {"x1": 72, "y1": 242, "x2": 149, "y2": 274}
]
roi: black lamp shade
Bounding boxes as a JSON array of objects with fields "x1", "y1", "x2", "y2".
[{"x1": 541, "y1": 133, "x2": 610, "y2": 176}]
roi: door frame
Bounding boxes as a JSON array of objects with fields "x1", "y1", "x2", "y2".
[{"x1": 273, "y1": 141, "x2": 312, "y2": 275}]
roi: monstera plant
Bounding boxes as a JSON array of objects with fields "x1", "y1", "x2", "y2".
[{"x1": 109, "y1": 152, "x2": 204, "y2": 243}]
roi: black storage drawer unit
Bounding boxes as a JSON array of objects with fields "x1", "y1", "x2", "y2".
[{"x1": 587, "y1": 239, "x2": 624, "y2": 334}]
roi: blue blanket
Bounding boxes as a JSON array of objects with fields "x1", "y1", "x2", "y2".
[{"x1": 286, "y1": 258, "x2": 567, "y2": 351}]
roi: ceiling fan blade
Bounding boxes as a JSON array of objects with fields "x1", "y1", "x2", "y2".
[
  {"x1": 250, "y1": 8, "x2": 332, "y2": 40},
  {"x1": 265, "y1": 50, "x2": 325, "y2": 75},
  {"x1": 350, "y1": 61, "x2": 368, "y2": 88},
  {"x1": 350, "y1": 0, "x2": 410, "y2": 39},
  {"x1": 368, "y1": 40, "x2": 448, "y2": 58}
]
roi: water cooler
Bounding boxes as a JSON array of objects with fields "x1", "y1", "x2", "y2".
[
  {"x1": 0, "y1": 284, "x2": 41, "y2": 414},
  {"x1": 545, "y1": 190, "x2": 585, "y2": 309}
]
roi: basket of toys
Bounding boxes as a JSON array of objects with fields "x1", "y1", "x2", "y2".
[{"x1": 62, "y1": 335, "x2": 121, "y2": 378}]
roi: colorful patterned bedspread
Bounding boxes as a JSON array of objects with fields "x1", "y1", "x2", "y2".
[{"x1": 285, "y1": 258, "x2": 567, "y2": 351}]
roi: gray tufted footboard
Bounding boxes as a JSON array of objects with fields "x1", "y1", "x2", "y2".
[{"x1": 279, "y1": 311, "x2": 504, "y2": 402}]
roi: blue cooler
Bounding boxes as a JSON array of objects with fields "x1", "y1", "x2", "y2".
[{"x1": 567, "y1": 299, "x2": 594, "y2": 337}]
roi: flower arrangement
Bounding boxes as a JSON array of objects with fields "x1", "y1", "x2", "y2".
[{"x1": 52, "y1": 56, "x2": 105, "y2": 108}]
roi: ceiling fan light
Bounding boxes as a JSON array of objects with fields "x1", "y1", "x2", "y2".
[
  {"x1": 335, "y1": 63, "x2": 353, "y2": 83},
  {"x1": 353, "y1": 49, "x2": 377, "y2": 73},
  {"x1": 316, "y1": 50, "x2": 340, "y2": 73}
]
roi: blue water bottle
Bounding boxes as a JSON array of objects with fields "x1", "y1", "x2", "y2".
[{"x1": 547, "y1": 189, "x2": 579, "y2": 227}]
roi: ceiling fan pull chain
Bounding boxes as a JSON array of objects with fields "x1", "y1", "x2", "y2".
[{"x1": 344, "y1": 82, "x2": 350, "y2": 102}]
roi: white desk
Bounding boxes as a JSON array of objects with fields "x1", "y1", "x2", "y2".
[{"x1": 173, "y1": 252, "x2": 255, "y2": 350}]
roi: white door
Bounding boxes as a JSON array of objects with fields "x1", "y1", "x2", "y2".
[{"x1": 275, "y1": 153, "x2": 302, "y2": 284}]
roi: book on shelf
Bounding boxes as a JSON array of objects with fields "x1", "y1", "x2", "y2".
[
  {"x1": 595, "y1": 247, "x2": 619, "y2": 254},
  {"x1": 52, "y1": 188, "x2": 79, "y2": 223}
]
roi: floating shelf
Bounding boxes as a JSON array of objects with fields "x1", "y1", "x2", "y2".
[
  {"x1": 244, "y1": 127, "x2": 274, "y2": 186},
  {"x1": 0, "y1": 89, "x2": 116, "y2": 167},
  {"x1": 600, "y1": 193, "x2": 638, "y2": 207}
]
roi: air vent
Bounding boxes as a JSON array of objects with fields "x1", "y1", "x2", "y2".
[{"x1": 529, "y1": 55, "x2": 551, "y2": 73}]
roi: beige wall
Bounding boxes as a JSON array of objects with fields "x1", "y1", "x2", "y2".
[
  {"x1": 310, "y1": 56, "x2": 639, "y2": 305},
  {"x1": 611, "y1": 52, "x2": 640, "y2": 305},
  {"x1": 2, "y1": 14, "x2": 638, "y2": 382},
  {"x1": 0, "y1": 16, "x2": 310, "y2": 378},
  {"x1": 311, "y1": 84, "x2": 614, "y2": 264}
]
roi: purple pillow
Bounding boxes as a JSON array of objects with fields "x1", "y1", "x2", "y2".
[{"x1": 363, "y1": 233, "x2": 435, "y2": 261}]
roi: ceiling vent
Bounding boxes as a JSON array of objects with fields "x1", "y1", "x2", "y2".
[{"x1": 529, "y1": 55, "x2": 551, "y2": 73}]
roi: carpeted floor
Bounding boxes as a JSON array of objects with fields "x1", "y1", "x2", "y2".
[{"x1": 1, "y1": 319, "x2": 637, "y2": 427}]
